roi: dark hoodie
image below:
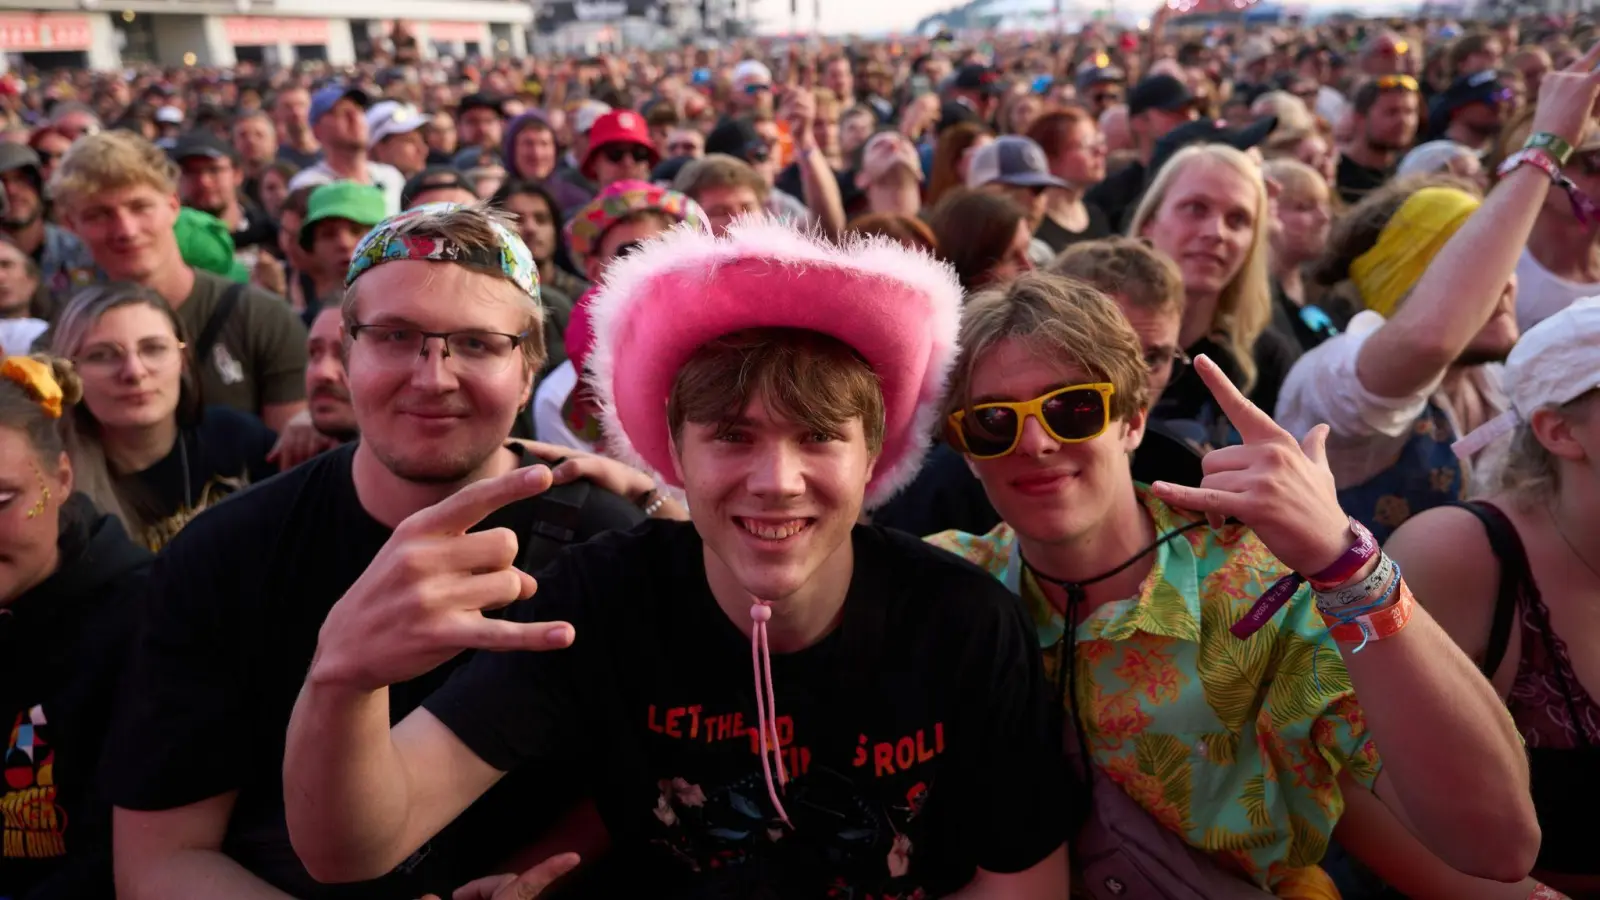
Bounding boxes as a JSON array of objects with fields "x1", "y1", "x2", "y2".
[
  {"x1": 502, "y1": 111, "x2": 597, "y2": 214},
  {"x1": 0, "y1": 494, "x2": 150, "y2": 900}
]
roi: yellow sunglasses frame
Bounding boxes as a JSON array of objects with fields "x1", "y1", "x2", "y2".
[{"x1": 949, "y1": 383, "x2": 1116, "y2": 460}]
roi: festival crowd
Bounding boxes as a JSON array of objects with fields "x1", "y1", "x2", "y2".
[{"x1": 2, "y1": 8, "x2": 1600, "y2": 900}]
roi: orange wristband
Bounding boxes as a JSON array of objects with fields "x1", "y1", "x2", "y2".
[{"x1": 1321, "y1": 579, "x2": 1415, "y2": 644}]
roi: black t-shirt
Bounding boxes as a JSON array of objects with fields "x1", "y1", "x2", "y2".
[
  {"x1": 122, "y1": 405, "x2": 277, "y2": 551},
  {"x1": 105, "y1": 443, "x2": 646, "y2": 899},
  {"x1": 1032, "y1": 202, "x2": 1112, "y2": 255},
  {"x1": 1335, "y1": 155, "x2": 1390, "y2": 206},
  {"x1": 1154, "y1": 331, "x2": 1300, "y2": 447},
  {"x1": 232, "y1": 197, "x2": 279, "y2": 252},
  {"x1": 1268, "y1": 278, "x2": 1354, "y2": 355},
  {"x1": 774, "y1": 162, "x2": 861, "y2": 216},
  {"x1": 1084, "y1": 161, "x2": 1147, "y2": 232},
  {"x1": 423, "y1": 521, "x2": 1075, "y2": 898}
]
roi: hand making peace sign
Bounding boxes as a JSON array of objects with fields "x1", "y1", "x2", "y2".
[
  {"x1": 311, "y1": 465, "x2": 577, "y2": 692},
  {"x1": 1150, "y1": 355, "x2": 1356, "y2": 577}
]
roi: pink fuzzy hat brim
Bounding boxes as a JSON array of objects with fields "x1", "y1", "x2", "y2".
[{"x1": 583, "y1": 218, "x2": 964, "y2": 509}]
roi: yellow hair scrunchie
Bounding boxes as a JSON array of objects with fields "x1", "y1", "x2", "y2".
[
  {"x1": 1348, "y1": 187, "x2": 1480, "y2": 319},
  {"x1": 0, "y1": 356, "x2": 64, "y2": 419}
]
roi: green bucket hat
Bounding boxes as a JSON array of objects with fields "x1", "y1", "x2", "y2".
[
  {"x1": 173, "y1": 206, "x2": 249, "y2": 283},
  {"x1": 300, "y1": 181, "x2": 389, "y2": 251}
]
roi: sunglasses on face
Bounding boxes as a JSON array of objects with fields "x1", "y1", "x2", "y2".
[
  {"x1": 949, "y1": 383, "x2": 1115, "y2": 459},
  {"x1": 744, "y1": 141, "x2": 772, "y2": 163},
  {"x1": 743, "y1": 82, "x2": 772, "y2": 96},
  {"x1": 602, "y1": 144, "x2": 653, "y2": 165},
  {"x1": 1090, "y1": 91, "x2": 1123, "y2": 106}
]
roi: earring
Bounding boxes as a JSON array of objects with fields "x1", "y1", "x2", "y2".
[{"x1": 25, "y1": 470, "x2": 50, "y2": 520}]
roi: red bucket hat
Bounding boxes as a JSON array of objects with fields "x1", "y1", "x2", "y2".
[{"x1": 581, "y1": 109, "x2": 660, "y2": 180}]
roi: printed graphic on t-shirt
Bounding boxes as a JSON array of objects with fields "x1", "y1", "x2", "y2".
[
  {"x1": 141, "y1": 471, "x2": 250, "y2": 551},
  {"x1": 644, "y1": 702, "x2": 945, "y2": 897},
  {"x1": 2, "y1": 706, "x2": 64, "y2": 862}
]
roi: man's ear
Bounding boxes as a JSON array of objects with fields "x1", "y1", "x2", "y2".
[{"x1": 1121, "y1": 406, "x2": 1148, "y2": 454}]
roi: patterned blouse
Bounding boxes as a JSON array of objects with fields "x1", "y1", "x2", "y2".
[{"x1": 927, "y1": 488, "x2": 1383, "y2": 898}]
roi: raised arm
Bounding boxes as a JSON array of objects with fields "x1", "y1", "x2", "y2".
[
  {"x1": 784, "y1": 87, "x2": 846, "y2": 240},
  {"x1": 1357, "y1": 45, "x2": 1600, "y2": 399},
  {"x1": 282, "y1": 466, "x2": 577, "y2": 882}
]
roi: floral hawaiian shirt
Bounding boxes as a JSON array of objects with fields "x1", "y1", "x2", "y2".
[{"x1": 927, "y1": 488, "x2": 1383, "y2": 898}]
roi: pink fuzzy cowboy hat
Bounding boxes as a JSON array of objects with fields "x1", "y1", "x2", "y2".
[{"x1": 583, "y1": 217, "x2": 964, "y2": 509}]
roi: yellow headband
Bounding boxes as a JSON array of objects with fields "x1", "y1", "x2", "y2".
[
  {"x1": 1349, "y1": 187, "x2": 1479, "y2": 319},
  {"x1": 0, "y1": 356, "x2": 63, "y2": 419}
]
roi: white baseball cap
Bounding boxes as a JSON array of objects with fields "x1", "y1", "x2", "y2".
[
  {"x1": 366, "y1": 101, "x2": 426, "y2": 147},
  {"x1": 155, "y1": 106, "x2": 184, "y2": 125},
  {"x1": 573, "y1": 100, "x2": 613, "y2": 136},
  {"x1": 732, "y1": 60, "x2": 773, "y2": 87},
  {"x1": 1454, "y1": 296, "x2": 1600, "y2": 459}
]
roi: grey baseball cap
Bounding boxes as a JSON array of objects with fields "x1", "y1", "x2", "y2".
[{"x1": 965, "y1": 136, "x2": 1069, "y2": 190}]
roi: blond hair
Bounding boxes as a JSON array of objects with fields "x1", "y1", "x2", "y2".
[
  {"x1": 672, "y1": 153, "x2": 771, "y2": 204},
  {"x1": 1129, "y1": 144, "x2": 1273, "y2": 391},
  {"x1": 49, "y1": 130, "x2": 178, "y2": 212},
  {"x1": 1049, "y1": 237, "x2": 1185, "y2": 319},
  {"x1": 1262, "y1": 158, "x2": 1327, "y2": 204},
  {"x1": 342, "y1": 203, "x2": 546, "y2": 370},
  {"x1": 1492, "y1": 392, "x2": 1600, "y2": 504},
  {"x1": 944, "y1": 271, "x2": 1150, "y2": 426},
  {"x1": 1250, "y1": 91, "x2": 1315, "y2": 135}
]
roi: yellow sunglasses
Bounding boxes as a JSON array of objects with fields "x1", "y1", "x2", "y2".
[{"x1": 949, "y1": 383, "x2": 1116, "y2": 460}]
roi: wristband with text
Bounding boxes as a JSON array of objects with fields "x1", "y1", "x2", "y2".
[
  {"x1": 1322, "y1": 579, "x2": 1414, "y2": 648},
  {"x1": 1524, "y1": 131, "x2": 1575, "y2": 166}
]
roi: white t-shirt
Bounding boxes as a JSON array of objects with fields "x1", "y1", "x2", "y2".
[
  {"x1": 1514, "y1": 247, "x2": 1600, "y2": 332},
  {"x1": 287, "y1": 161, "x2": 405, "y2": 215},
  {"x1": 532, "y1": 360, "x2": 593, "y2": 454},
  {"x1": 0, "y1": 317, "x2": 48, "y2": 356}
]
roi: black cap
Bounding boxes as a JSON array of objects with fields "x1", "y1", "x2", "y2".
[
  {"x1": 1147, "y1": 116, "x2": 1279, "y2": 183},
  {"x1": 936, "y1": 99, "x2": 979, "y2": 134},
  {"x1": 952, "y1": 63, "x2": 1003, "y2": 95},
  {"x1": 458, "y1": 92, "x2": 508, "y2": 118},
  {"x1": 401, "y1": 166, "x2": 478, "y2": 209},
  {"x1": 1429, "y1": 70, "x2": 1513, "y2": 133},
  {"x1": 168, "y1": 130, "x2": 237, "y2": 163},
  {"x1": 705, "y1": 119, "x2": 769, "y2": 165},
  {"x1": 651, "y1": 155, "x2": 694, "y2": 185},
  {"x1": 1128, "y1": 74, "x2": 1196, "y2": 116}
]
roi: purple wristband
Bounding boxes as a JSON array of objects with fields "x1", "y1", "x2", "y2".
[{"x1": 1230, "y1": 517, "x2": 1378, "y2": 640}]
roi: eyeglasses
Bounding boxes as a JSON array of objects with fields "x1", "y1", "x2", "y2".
[
  {"x1": 602, "y1": 144, "x2": 653, "y2": 165},
  {"x1": 744, "y1": 141, "x2": 772, "y2": 164},
  {"x1": 948, "y1": 383, "x2": 1115, "y2": 459},
  {"x1": 74, "y1": 339, "x2": 186, "y2": 375},
  {"x1": 1089, "y1": 91, "x2": 1123, "y2": 106},
  {"x1": 1374, "y1": 74, "x2": 1419, "y2": 92},
  {"x1": 347, "y1": 324, "x2": 529, "y2": 374},
  {"x1": 1144, "y1": 346, "x2": 1191, "y2": 375}
]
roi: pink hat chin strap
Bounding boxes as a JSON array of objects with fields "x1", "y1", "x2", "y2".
[{"x1": 749, "y1": 601, "x2": 793, "y2": 828}]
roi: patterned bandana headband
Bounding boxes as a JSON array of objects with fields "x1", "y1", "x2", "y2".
[{"x1": 345, "y1": 202, "x2": 540, "y2": 301}]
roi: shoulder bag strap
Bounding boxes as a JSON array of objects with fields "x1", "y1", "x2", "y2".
[{"x1": 195, "y1": 283, "x2": 246, "y2": 368}]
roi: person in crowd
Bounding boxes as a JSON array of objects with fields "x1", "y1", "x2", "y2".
[
  {"x1": 1264, "y1": 120, "x2": 1340, "y2": 187},
  {"x1": 965, "y1": 136, "x2": 1063, "y2": 267},
  {"x1": 708, "y1": 93, "x2": 845, "y2": 238},
  {"x1": 534, "y1": 181, "x2": 705, "y2": 451},
  {"x1": 664, "y1": 126, "x2": 705, "y2": 160},
  {"x1": 424, "y1": 109, "x2": 459, "y2": 166},
  {"x1": 366, "y1": 101, "x2": 430, "y2": 180},
  {"x1": 582, "y1": 110, "x2": 659, "y2": 190},
  {"x1": 1450, "y1": 30, "x2": 1505, "y2": 79},
  {"x1": 271, "y1": 86, "x2": 321, "y2": 169},
  {"x1": 0, "y1": 355, "x2": 150, "y2": 900},
  {"x1": 1263, "y1": 158, "x2": 1347, "y2": 352},
  {"x1": 1250, "y1": 90, "x2": 1317, "y2": 135},
  {"x1": 925, "y1": 121, "x2": 992, "y2": 209},
  {"x1": 502, "y1": 111, "x2": 595, "y2": 212},
  {"x1": 997, "y1": 91, "x2": 1045, "y2": 137},
  {"x1": 774, "y1": 88, "x2": 854, "y2": 212},
  {"x1": 1280, "y1": 43, "x2": 1599, "y2": 542},
  {"x1": 300, "y1": 182, "x2": 389, "y2": 324},
  {"x1": 1336, "y1": 75, "x2": 1424, "y2": 205},
  {"x1": 1385, "y1": 299, "x2": 1600, "y2": 900},
  {"x1": 287, "y1": 85, "x2": 405, "y2": 213},
  {"x1": 1087, "y1": 74, "x2": 1200, "y2": 227},
  {"x1": 106, "y1": 202, "x2": 651, "y2": 900},
  {"x1": 925, "y1": 270, "x2": 1538, "y2": 896},
  {"x1": 945, "y1": 62, "x2": 1004, "y2": 123},
  {"x1": 1027, "y1": 108, "x2": 1112, "y2": 254},
  {"x1": 273, "y1": 185, "x2": 320, "y2": 318},
  {"x1": 256, "y1": 160, "x2": 298, "y2": 222},
  {"x1": 673, "y1": 153, "x2": 767, "y2": 237},
  {"x1": 1099, "y1": 103, "x2": 1133, "y2": 156},
  {"x1": 1131, "y1": 143, "x2": 1296, "y2": 443},
  {"x1": 1427, "y1": 70, "x2": 1513, "y2": 153},
  {"x1": 402, "y1": 167, "x2": 480, "y2": 209},
  {"x1": 838, "y1": 103, "x2": 876, "y2": 160},
  {"x1": 230, "y1": 109, "x2": 278, "y2": 206},
  {"x1": 1395, "y1": 138, "x2": 1487, "y2": 186},
  {"x1": 0, "y1": 237, "x2": 46, "y2": 355},
  {"x1": 491, "y1": 179, "x2": 581, "y2": 382},
  {"x1": 0, "y1": 144, "x2": 95, "y2": 318},
  {"x1": 846, "y1": 211, "x2": 938, "y2": 254},
  {"x1": 728, "y1": 59, "x2": 777, "y2": 119},
  {"x1": 1076, "y1": 59, "x2": 1126, "y2": 118},
  {"x1": 279, "y1": 214, "x2": 1074, "y2": 898},
  {"x1": 453, "y1": 93, "x2": 509, "y2": 164},
  {"x1": 48, "y1": 282, "x2": 276, "y2": 550},
  {"x1": 169, "y1": 131, "x2": 276, "y2": 256},
  {"x1": 929, "y1": 189, "x2": 1034, "y2": 294},
  {"x1": 27, "y1": 128, "x2": 73, "y2": 189},
  {"x1": 1510, "y1": 45, "x2": 1553, "y2": 102},
  {"x1": 303, "y1": 305, "x2": 357, "y2": 444},
  {"x1": 1497, "y1": 110, "x2": 1600, "y2": 331},
  {"x1": 851, "y1": 130, "x2": 923, "y2": 218},
  {"x1": 51, "y1": 130, "x2": 308, "y2": 433}
]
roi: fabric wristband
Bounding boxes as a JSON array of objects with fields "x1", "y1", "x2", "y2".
[
  {"x1": 1231, "y1": 518, "x2": 1379, "y2": 640},
  {"x1": 1307, "y1": 517, "x2": 1379, "y2": 590},
  {"x1": 1322, "y1": 579, "x2": 1414, "y2": 646},
  {"x1": 1315, "y1": 552, "x2": 1395, "y2": 611}
]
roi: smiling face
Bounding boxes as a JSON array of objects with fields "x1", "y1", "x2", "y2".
[
  {"x1": 1141, "y1": 158, "x2": 1258, "y2": 300},
  {"x1": 964, "y1": 337, "x2": 1144, "y2": 547},
  {"x1": 345, "y1": 261, "x2": 535, "y2": 484},
  {"x1": 69, "y1": 183, "x2": 182, "y2": 284},
  {"x1": 0, "y1": 426, "x2": 72, "y2": 606}
]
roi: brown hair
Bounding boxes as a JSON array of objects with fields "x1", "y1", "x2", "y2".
[
  {"x1": 926, "y1": 122, "x2": 990, "y2": 208},
  {"x1": 281, "y1": 184, "x2": 319, "y2": 220},
  {"x1": 48, "y1": 130, "x2": 178, "y2": 213},
  {"x1": 0, "y1": 354, "x2": 83, "y2": 464},
  {"x1": 667, "y1": 328, "x2": 886, "y2": 453},
  {"x1": 927, "y1": 189, "x2": 1028, "y2": 293},
  {"x1": 672, "y1": 153, "x2": 771, "y2": 204},
  {"x1": 1049, "y1": 237, "x2": 1185, "y2": 318},
  {"x1": 847, "y1": 213, "x2": 939, "y2": 255},
  {"x1": 1026, "y1": 107, "x2": 1095, "y2": 163},
  {"x1": 1449, "y1": 31, "x2": 1497, "y2": 74},
  {"x1": 945, "y1": 271, "x2": 1150, "y2": 425}
]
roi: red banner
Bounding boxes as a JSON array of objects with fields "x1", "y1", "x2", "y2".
[
  {"x1": 0, "y1": 13, "x2": 92, "y2": 52},
  {"x1": 222, "y1": 17, "x2": 331, "y2": 46}
]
